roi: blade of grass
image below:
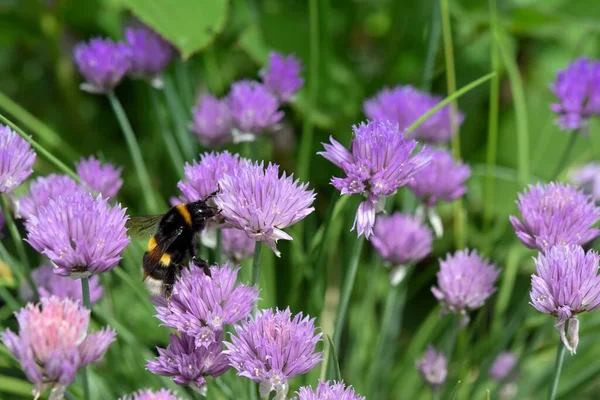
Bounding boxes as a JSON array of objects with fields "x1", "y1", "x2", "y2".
[
  {"x1": 150, "y1": 88, "x2": 185, "y2": 176},
  {"x1": 326, "y1": 334, "x2": 342, "y2": 381},
  {"x1": 421, "y1": 0, "x2": 441, "y2": 91},
  {"x1": 163, "y1": 75, "x2": 196, "y2": 161}
]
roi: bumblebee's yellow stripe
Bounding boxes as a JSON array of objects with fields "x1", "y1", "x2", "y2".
[
  {"x1": 160, "y1": 253, "x2": 171, "y2": 266},
  {"x1": 176, "y1": 204, "x2": 192, "y2": 227},
  {"x1": 147, "y1": 236, "x2": 158, "y2": 252}
]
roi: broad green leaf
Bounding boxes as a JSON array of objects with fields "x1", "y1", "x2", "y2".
[{"x1": 123, "y1": 0, "x2": 228, "y2": 58}]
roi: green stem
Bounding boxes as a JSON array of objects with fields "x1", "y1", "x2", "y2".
[
  {"x1": 0, "y1": 113, "x2": 79, "y2": 182},
  {"x1": 80, "y1": 277, "x2": 91, "y2": 400},
  {"x1": 216, "y1": 229, "x2": 223, "y2": 265},
  {"x1": 551, "y1": 132, "x2": 578, "y2": 180},
  {"x1": 332, "y1": 235, "x2": 365, "y2": 351},
  {"x1": 251, "y1": 241, "x2": 263, "y2": 311},
  {"x1": 0, "y1": 196, "x2": 38, "y2": 298},
  {"x1": 107, "y1": 91, "x2": 160, "y2": 213},
  {"x1": 432, "y1": 391, "x2": 441, "y2": 400},
  {"x1": 203, "y1": 49, "x2": 224, "y2": 94},
  {"x1": 421, "y1": 0, "x2": 441, "y2": 92},
  {"x1": 150, "y1": 88, "x2": 185, "y2": 176},
  {"x1": 163, "y1": 75, "x2": 196, "y2": 161},
  {"x1": 548, "y1": 323, "x2": 568, "y2": 400},
  {"x1": 297, "y1": 0, "x2": 320, "y2": 182}
]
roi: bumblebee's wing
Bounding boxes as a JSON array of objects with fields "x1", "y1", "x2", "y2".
[{"x1": 126, "y1": 215, "x2": 164, "y2": 237}]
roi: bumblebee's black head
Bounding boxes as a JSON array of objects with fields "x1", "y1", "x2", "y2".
[{"x1": 187, "y1": 199, "x2": 219, "y2": 230}]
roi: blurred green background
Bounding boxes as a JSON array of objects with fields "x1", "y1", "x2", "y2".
[{"x1": 2, "y1": 0, "x2": 600, "y2": 399}]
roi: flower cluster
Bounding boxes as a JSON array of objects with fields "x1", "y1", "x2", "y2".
[
  {"x1": 1, "y1": 296, "x2": 115, "y2": 400},
  {"x1": 222, "y1": 227, "x2": 256, "y2": 263},
  {"x1": 319, "y1": 120, "x2": 429, "y2": 238},
  {"x1": 294, "y1": 381, "x2": 365, "y2": 400},
  {"x1": 119, "y1": 388, "x2": 183, "y2": 400},
  {"x1": 416, "y1": 345, "x2": 447, "y2": 391},
  {"x1": 124, "y1": 25, "x2": 174, "y2": 81},
  {"x1": 489, "y1": 352, "x2": 518, "y2": 382},
  {"x1": 191, "y1": 95, "x2": 233, "y2": 148},
  {"x1": 569, "y1": 162, "x2": 600, "y2": 202},
  {"x1": 364, "y1": 85, "x2": 464, "y2": 143},
  {"x1": 0, "y1": 124, "x2": 36, "y2": 194},
  {"x1": 15, "y1": 174, "x2": 87, "y2": 220},
  {"x1": 260, "y1": 52, "x2": 304, "y2": 103},
  {"x1": 76, "y1": 156, "x2": 123, "y2": 198}
]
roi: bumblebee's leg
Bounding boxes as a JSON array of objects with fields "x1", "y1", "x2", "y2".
[
  {"x1": 192, "y1": 255, "x2": 212, "y2": 277},
  {"x1": 163, "y1": 267, "x2": 180, "y2": 306}
]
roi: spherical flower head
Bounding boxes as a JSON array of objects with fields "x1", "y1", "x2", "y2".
[
  {"x1": 260, "y1": 52, "x2": 304, "y2": 103},
  {"x1": 191, "y1": 95, "x2": 233, "y2": 148},
  {"x1": 530, "y1": 245, "x2": 600, "y2": 354},
  {"x1": 226, "y1": 80, "x2": 283, "y2": 137},
  {"x1": 76, "y1": 156, "x2": 123, "y2": 198},
  {"x1": 222, "y1": 227, "x2": 256, "y2": 263},
  {"x1": 318, "y1": 120, "x2": 430, "y2": 239},
  {"x1": 25, "y1": 192, "x2": 130, "y2": 278},
  {"x1": 294, "y1": 380, "x2": 365, "y2": 400},
  {"x1": 416, "y1": 345, "x2": 447, "y2": 391},
  {"x1": 73, "y1": 38, "x2": 131, "y2": 93},
  {"x1": 364, "y1": 85, "x2": 464, "y2": 143},
  {"x1": 1, "y1": 296, "x2": 116, "y2": 400},
  {"x1": 119, "y1": 388, "x2": 184, "y2": 400},
  {"x1": 214, "y1": 161, "x2": 316, "y2": 256},
  {"x1": 224, "y1": 308, "x2": 323, "y2": 400},
  {"x1": 509, "y1": 183, "x2": 600, "y2": 251},
  {"x1": 15, "y1": 174, "x2": 87, "y2": 220},
  {"x1": 489, "y1": 352, "x2": 517, "y2": 382},
  {"x1": 550, "y1": 58, "x2": 600, "y2": 131},
  {"x1": 155, "y1": 263, "x2": 258, "y2": 347},
  {"x1": 124, "y1": 25, "x2": 174, "y2": 79},
  {"x1": 0, "y1": 125, "x2": 36, "y2": 194},
  {"x1": 147, "y1": 332, "x2": 229, "y2": 391},
  {"x1": 569, "y1": 162, "x2": 600, "y2": 202},
  {"x1": 432, "y1": 249, "x2": 499, "y2": 327},
  {"x1": 20, "y1": 264, "x2": 103, "y2": 304},
  {"x1": 407, "y1": 148, "x2": 471, "y2": 207}
]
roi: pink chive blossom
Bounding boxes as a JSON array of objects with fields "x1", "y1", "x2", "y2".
[
  {"x1": 226, "y1": 80, "x2": 283, "y2": 138},
  {"x1": 190, "y1": 95, "x2": 233, "y2": 148},
  {"x1": 489, "y1": 352, "x2": 518, "y2": 382},
  {"x1": 569, "y1": 162, "x2": 600, "y2": 202},
  {"x1": 260, "y1": 52, "x2": 304, "y2": 103},
  {"x1": 416, "y1": 345, "x2": 448, "y2": 391},
  {"x1": 119, "y1": 388, "x2": 184, "y2": 400},
  {"x1": 124, "y1": 25, "x2": 174, "y2": 80},
  {"x1": 222, "y1": 227, "x2": 256, "y2": 263},
  {"x1": 0, "y1": 124, "x2": 36, "y2": 194},
  {"x1": 294, "y1": 380, "x2": 365, "y2": 400},
  {"x1": 76, "y1": 156, "x2": 123, "y2": 198},
  {"x1": 73, "y1": 38, "x2": 131, "y2": 94}
]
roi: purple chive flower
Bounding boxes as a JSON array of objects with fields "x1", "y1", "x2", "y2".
[
  {"x1": 569, "y1": 162, "x2": 600, "y2": 202},
  {"x1": 407, "y1": 148, "x2": 471, "y2": 207},
  {"x1": 416, "y1": 345, "x2": 448, "y2": 391},
  {"x1": 294, "y1": 381, "x2": 365, "y2": 400},
  {"x1": 119, "y1": 388, "x2": 184, "y2": 400},
  {"x1": 155, "y1": 263, "x2": 258, "y2": 347},
  {"x1": 25, "y1": 192, "x2": 130, "y2": 278},
  {"x1": 260, "y1": 52, "x2": 304, "y2": 103},
  {"x1": 76, "y1": 156, "x2": 123, "y2": 198},
  {"x1": 550, "y1": 58, "x2": 600, "y2": 131},
  {"x1": 20, "y1": 264, "x2": 103, "y2": 304},
  {"x1": 226, "y1": 80, "x2": 283, "y2": 139},
  {"x1": 1, "y1": 296, "x2": 116, "y2": 400},
  {"x1": 15, "y1": 174, "x2": 87, "y2": 220},
  {"x1": 147, "y1": 332, "x2": 229, "y2": 392},
  {"x1": 222, "y1": 227, "x2": 256, "y2": 263},
  {"x1": 224, "y1": 308, "x2": 322, "y2": 400},
  {"x1": 73, "y1": 38, "x2": 131, "y2": 94},
  {"x1": 190, "y1": 95, "x2": 233, "y2": 148},
  {"x1": 124, "y1": 25, "x2": 174, "y2": 80},
  {"x1": 364, "y1": 85, "x2": 464, "y2": 143},
  {"x1": 319, "y1": 120, "x2": 430, "y2": 239},
  {"x1": 509, "y1": 183, "x2": 600, "y2": 252},
  {"x1": 432, "y1": 249, "x2": 499, "y2": 327},
  {"x1": 0, "y1": 125, "x2": 36, "y2": 194},
  {"x1": 371, "y1": 212, "x2": 433, "y2": 285},
  {"x1": 215, "y1": 161, "x2": 315, "y2": 256},
  {"x1": 489, "y1": 352, "x2": 518, "y2": 381},
  {"x1": 530, "y1": 245, "x2": 600, "y2": 354}
]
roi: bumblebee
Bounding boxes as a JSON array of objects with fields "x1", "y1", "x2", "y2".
[{"x1": 126, "y1": 193, "x2": 219, "y2": 300}]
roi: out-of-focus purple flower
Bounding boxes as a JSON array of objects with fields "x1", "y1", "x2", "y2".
[
  {"x1": 0, "y1": 125, "x2": 36, "y2": 194},
  {"x1": 550, "y1": 58, "x2": 600, "y2": 131},
  {"x1": 215, "y1": 161, "x2": 315, "y2": 256},
  {"x1": 124, "y1": 25, "x2": 174, "y2": 81},
  {"x1": 408, "y1": 148, "x2": 471, "y2": 207},
  {"x1": 222, "y1": 227, "x2": 255, "y2": 263},
  {"x1": 119, "y1": 388, "x2": 184, "y2": 400},
  {"x1": 432, "y1": 249, "x2": 499, "y2": 327},
  {"x1": 260, "y1": 52, "x2": 304, "y2": 103},
  {"x1": 73, "y1": 38, "x2": 131, "y2": 94},
  {"x1": 15, "y1": 174, "x2": 87, "y2": 220},
  {"x1": 76, "y1": 156, "x2": 123, "y2": 198},
  {"x1": 1, "y1": 296, "x2": 116, "y2": 400},
  {"x1": 190, "y1": 95, "x2": 233, "y2": 148},
  {"x1": 25, "y1": 192, "x2": 130, "y2": 278},
  {"x1": 569, "y1": 162, "x2": 600, "y2": 202},
  {"x1": 319, "y1": 120, "x2": 429, "y2": 239},
  {"x1": 226, "y1": 80, "x2": 283, "y2": 139},
  {"x1": 530, "y1": 245, "x2": 600, "y2": 354},
  {"x1": 294, "y1": 381, "x2": 365, "y2": 400},
  {"x1": 155, "y1": 263, "x2": 258, "y2": 347},
  {"x1": 364, "y1": 85, "x2": 464, "y2": 143},
  {"x1": 224, "y1": 308, "x2": 322, "y2": 400},
  {"x1": 147, "y1": 332, "x2": 229, "y2": 392},
  {"x1": 20, "y1": 265, "x2": 103, "y2": 304},
  {"x1": 416, "y1": 345, "x2": 447, "y2": 391},
  {"x1": 489, "y1": 352, "x2": 518, "y2": 381},
  {"x1": 371, "y1": 212, "x2": 433, "y2": 285},
  {"x1": 509, "y1": 183, "x2": 600, "y2": 252}
]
